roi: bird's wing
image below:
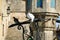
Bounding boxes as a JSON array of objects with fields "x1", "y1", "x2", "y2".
[
  {"x1": 28, "y1": 13, "x2": 35, "y2": 22},
  {"x1": 26, "y1": 13, "x2": 31, "y2": 19},
  {"x1": 29, "y1": 13, "x2": 34, "y2": 18}
]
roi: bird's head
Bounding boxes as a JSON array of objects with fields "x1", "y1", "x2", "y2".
[{"x1": 13, "y1": 17, "x2": 16, "y2": 19}]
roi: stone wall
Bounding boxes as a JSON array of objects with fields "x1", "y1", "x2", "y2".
[
  {"x1": 0, "y1": 0, "x2": 60, "y2": 40},
  {"x1": 5, "y1": 13, "x2": 30, "y2": 40}
]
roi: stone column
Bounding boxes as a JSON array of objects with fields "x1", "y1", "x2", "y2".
[{"x1": 33, "y1": 12, "x2": 59, "y2": 40}]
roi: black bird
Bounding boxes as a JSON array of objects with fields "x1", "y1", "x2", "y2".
[
  {"x1": 9, "y1": 17, "x2": 21, "y2": 28},
  {"x1": 9, "y1": 17, "x2": 51, "y2": 28},
  {"x1": 13, "y1": 17, "x2": 20, "y2": 23},
  {"x1": 9, "y1": 17, "x2": 30, "y2": 28}
]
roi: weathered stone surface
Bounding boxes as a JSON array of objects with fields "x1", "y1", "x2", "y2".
[
  {"x1": 44, "y1": 31, "x2": 53, "y2": 40},
  {"x1": 10, "y1": 0, "x2": 26, "y2": 12},
  {"x1": 0, "y1": 0, "x2": 60, "y2": 40}
]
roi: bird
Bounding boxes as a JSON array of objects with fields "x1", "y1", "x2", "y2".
[
  {"x1": 26, "y1": 12, "x2": 35, "y2": 22},
  {"x1": 9, "y1": 17, "x2": 21, "y2": 28},
  {"x1": 9, "y1": 17, "x2": 30, "y2": 28},
  {"x1": 13, "y1": 17, "x2": 20, "y2": 23}
]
